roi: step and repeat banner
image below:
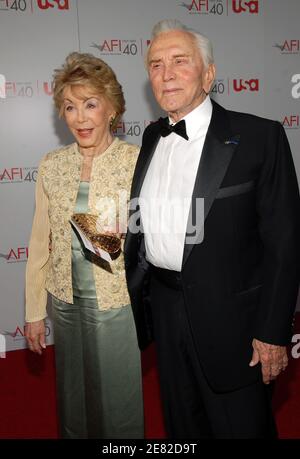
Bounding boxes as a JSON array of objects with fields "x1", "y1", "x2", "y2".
[{"x1": 0, "y1": 0, "x2": 299, "y2": 353}]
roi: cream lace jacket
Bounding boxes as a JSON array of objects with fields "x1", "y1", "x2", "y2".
[{"x1": 25, "y1": 137, "x2": 139, "y2": 322}]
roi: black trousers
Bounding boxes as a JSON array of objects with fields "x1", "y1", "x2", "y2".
[{"x1": 150, "y1": 266, "x2": 277, "y2": 439}]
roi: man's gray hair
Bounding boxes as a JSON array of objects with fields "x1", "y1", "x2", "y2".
[{"x1": 148, "y1": 19, "x2": 214, "y2": 69}]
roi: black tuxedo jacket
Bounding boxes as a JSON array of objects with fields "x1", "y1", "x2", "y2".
[{"x1": 124, "y1": 100, "x2": 300, "y2": 392}]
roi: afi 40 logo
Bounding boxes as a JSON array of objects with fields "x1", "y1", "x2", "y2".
[
  {"x1": 0, "y1": 247, "x2": 28, "y2": 264},
  {"x1": 91, "y1": 40, "x2": 139, "y2": 56},
  {"x1": 0, "y1": 0, "x2": 69, "y2": 12},
  {"x1": 181, "y1": 0, "x2": 225, "y2": 16},
  {"x1": 281, "y1": 115, "x2": 299, "y2": 129},
  {"x1": 113, "y1": 121, "x2": 142, "y2": 138},
  {"x1": 274, "y1": 40, "x2": 299, "y2": 54},
  {"x1": 181, "y1": 0, "x2": 258, "y2": 15},
  {"x1": 1, "y1": 323, "x2": 51, "y2": 340},
  {"x1": 6, "y1": 247, "x2": 28, "y2": 263},
  {"x1": 0, "y1": 167, "x2": 37, "y2": 183},
  {"x1": 4, "y1": 81, "x2": 53, "y2": 98}
]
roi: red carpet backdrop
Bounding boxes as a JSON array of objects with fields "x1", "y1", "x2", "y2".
[{"x1": 0, "y1": 0, "x2": 299, "y2": 439}]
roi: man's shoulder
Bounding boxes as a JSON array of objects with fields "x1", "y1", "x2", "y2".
[
  {"x1": 217, "y1": 101, "x2": 279, "y2": 130},
  {"x1": 143, "y1": 120, "x2": 161, "y2": 136}
]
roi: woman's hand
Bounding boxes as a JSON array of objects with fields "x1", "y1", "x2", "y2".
[
  {"x1": 103, "y1": 221, "x2": 126, "y2": 239},
  {"x1": 25, "y1": 320, "x2": 46, "y2": 355}
]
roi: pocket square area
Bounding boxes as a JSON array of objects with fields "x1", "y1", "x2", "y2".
[{"x1": 216, "y1": 180, "x2": 255, "y2": 199}]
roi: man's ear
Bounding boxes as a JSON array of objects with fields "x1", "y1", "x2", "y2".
[{"x1": 203, "y1": 64, "x2": 216, "y2": 94}]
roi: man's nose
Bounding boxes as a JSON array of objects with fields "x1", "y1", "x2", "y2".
[{"x1": 162, "y1": 64, "x2": 175, "y2": 82}]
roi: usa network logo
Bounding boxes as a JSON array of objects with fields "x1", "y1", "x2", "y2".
[
  {"x1": 0, "y1": 166, "x2": 37, "y2": 184},
  {"x1": 231, "y1": 78, "x2": 260, "y2": 93},
  {"x1": 0, "y1": 0, "x2": 69, "y2": 13},
  {"x1": 0, "y1": 247, "x2": 28, "y2": 263},
  {"x1": 231, "y1": 0, "x2": 259, "y2": 14},
  {"x1": 206, "y1": 78, "x2": 259, "y2": 96},
  {"x1": 274, "y1": 40, "x2": 299, "y2": 55},
  {"x1": 36, "y1": 0, "x2": 69, "y2": 9},
  {"x1": 179, "y1": 0, "x2": 259, "y2": 15},
  {"x1": 281, "y1": 115, "x2": 299, "y2": 130},
  {"x1": 91, "y1": 39, "x2": 141, "y2": 57}
]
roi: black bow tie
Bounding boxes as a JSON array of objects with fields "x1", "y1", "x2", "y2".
[{"x1": 158, "y1": 117, "x2": 189, "y2": 141}]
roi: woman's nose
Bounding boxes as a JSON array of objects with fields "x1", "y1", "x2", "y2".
[{"x1": 77, "y1": 109, "x2": 87, "y2": 122}]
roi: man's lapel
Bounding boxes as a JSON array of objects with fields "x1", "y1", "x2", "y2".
[
  {"x1": 182, "y1": 100, "x2": 240, "y2": 266},
  {"x1": 131, "y1": 125, "x2": 161, "y2": 200}
]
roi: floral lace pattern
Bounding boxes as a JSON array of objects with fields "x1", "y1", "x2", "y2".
[{"x1": 28, "y1": 138, "x2": 139, "y2": 317}]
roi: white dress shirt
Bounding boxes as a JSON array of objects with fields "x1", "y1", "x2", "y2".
[{"x1": 139, "y1": 96, "x2": 212, "y2": 271}]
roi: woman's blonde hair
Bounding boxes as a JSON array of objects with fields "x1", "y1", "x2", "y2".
[{"x1": 53, "y1": 52, "x2": 125, "y2": 129}]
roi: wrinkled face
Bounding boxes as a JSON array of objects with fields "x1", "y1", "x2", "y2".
[
  {"x1": 62, "y1": 85, "x2": 114, "y2": 149},
  {"x1": 148, "y1": 30, "x2": 215, "y2": 122}
]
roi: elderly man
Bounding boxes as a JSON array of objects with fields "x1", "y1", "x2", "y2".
[{"x1": 124, "y1": 19, "x2": 300, "y2": 438}]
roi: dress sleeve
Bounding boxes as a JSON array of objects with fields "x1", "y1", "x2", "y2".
[{"x1": 25, "y1": 163, "x2": 51, "y2": 322}]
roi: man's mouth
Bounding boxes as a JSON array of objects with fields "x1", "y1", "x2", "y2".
[{"x1": 163, "y1": 88, "x2": 182, "y2": 95}]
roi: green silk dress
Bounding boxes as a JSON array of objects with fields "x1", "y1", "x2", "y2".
[{"x1": 51, "y1": 182, "x2": 144, "y2": 439}]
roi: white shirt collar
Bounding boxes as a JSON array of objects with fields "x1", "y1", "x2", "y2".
[{"x1": 169, "y1": 96, "x2": 212, "y2": 141}]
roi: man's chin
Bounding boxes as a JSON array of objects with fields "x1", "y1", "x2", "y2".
[
  {"x1": 159, "y1": 98, "x2": 181, "y2": 113},
  {"x1": 161, "y1": 104, "x2": 180, "y2": 116}
]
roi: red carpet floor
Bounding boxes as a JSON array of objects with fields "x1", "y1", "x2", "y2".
[{"x1": 0, "y1": 313, "x2": 299, "y2": 439}]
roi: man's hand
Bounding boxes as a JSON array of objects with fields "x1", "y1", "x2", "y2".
[
  {"x1": 249, "y1": 338, "x2": 288, "y2": 384},
  {"x1": 25, "y1": 320, "x2": 46, "y2": 355}
]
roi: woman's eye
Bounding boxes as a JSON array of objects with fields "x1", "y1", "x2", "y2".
[
  {"x1": 87, "y1": 102, "x2": 96, "y2": 109},
  {"x1": 65, "y1": 106, "x2": 73, "y2": 112}
]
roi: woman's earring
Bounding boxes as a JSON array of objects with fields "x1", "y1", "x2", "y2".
[{"x1": 109, "y1": 116, "x2": 115, "y2": 128}]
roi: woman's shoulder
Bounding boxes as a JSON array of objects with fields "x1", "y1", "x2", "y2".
[
  {"x1": 39, "y1": 143, "x2": 78, "y2": 169},
  {"x1": 115, "y1": 138, "x2": 140, "y2": 157}
]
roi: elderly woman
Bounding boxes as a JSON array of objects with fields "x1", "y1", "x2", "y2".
[{"x1": 25, "y1": 52, "x2": 143, "y2": 439}]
